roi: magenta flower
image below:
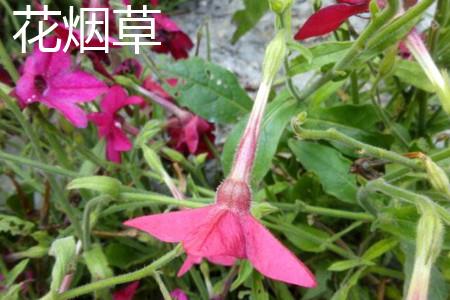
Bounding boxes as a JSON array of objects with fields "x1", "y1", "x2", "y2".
[
  {"x1": 167, "y1": 114, "x2": 215, "y2": 157},
  {"x1": 15, "y1": 37, "x2": 108, "y2": 128},
  {"x1": 113, "y1": 281, "x2": 139, "y2": 300},
  {"x1": 171, "y1": 289, "x2": 189, "y2": 300},
  {"x1": 88, "y1": 85, "x2": 143, "y2": 163},
  {"x1": 125, "y1": 179, "x2": 316, "y2": 287},
  {"x1": 295, "y1": 0, "x2": 370, "y2": 40},
  {"x1": 152, "y1": 13, "x2": 194, "y2": 60}
]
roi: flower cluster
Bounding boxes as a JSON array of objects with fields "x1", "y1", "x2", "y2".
[{"x1": 13, "y1": 1, "x2": 213, "y2": 163}]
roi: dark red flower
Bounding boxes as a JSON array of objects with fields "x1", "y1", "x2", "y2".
[
  {"x1": 152, "y1": 14, "x2": 194, "y2": 60},
  {"x1": 114, "y1": 59, "x2": 144, "y2": 78},
  {"x1": 88, "y1": 85, "x2": 143, "y2": 163},
  {"x1": 0, "y1": 65, "x2": 14, "y2": 86},
  {"x1": 167, "y1": 114, "x2": 215, "y2": 157},
  {"x1": 143, "y1": 76, "x2": 177, "y2": 101},
  {"x1": 294, "y1": 0, "x2": 370, "y2": 40}
]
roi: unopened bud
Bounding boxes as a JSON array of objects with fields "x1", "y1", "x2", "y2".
[
  {"x1": 263, "y1": 30, "x2": 287, "y2": 83},
  {"x1": 406, "y1": 204, "x2": 444, "y2": 300},
  {"x1": 423, "y1": 156, "x2": 450, "y2": 196},
  {"x1": 269, "y1": 0, "x2": 293, "y2": 15},
  {"x1": 67, "y1": 176, "x2": 122, "y2": 197}
]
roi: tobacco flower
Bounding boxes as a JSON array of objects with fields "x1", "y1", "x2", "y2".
[
  {"x1": 295, "y1": 0, "x2": 370, "y2": 40},
  {"x1": 88, "y1": 85, "x2": 143, "y2": 162},
  {"x1": 15, "y1": 37, "x2": 107, "y2": 128},
  {"x1": 152, "y1": 13, "x2": 194, "y2": 60}
]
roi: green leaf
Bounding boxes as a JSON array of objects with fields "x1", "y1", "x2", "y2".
[
  {"x1": 4, "y1": 259, "x2": 29, "y2": 287},
  {"x1": 48, "y1": 236, "x2": 77, "y2": 292},
  {"x1": 231, "y1": 0, "x2": 269, "y2": 44},
  {"x1": 394, "y1": 60, "x2": 435, "y2": 92},
  {"x1": 160, "y1": 57, "x2": 252, "y2": 124},
  {"x1": 231, "y1": 260, "x2": 253, "y2": 291},
  {"x1": 287, "y1": 41, "x2": 313, "y2": 63},
  {"x1": 222, "y1": 91, "x2": 299, "y2": 183},
  {"x1": 67, "y1": 176, "x2": 122, "y2": 197},
  {"x1": 289, "y1": 140, "x2": 358, "y2": 203},
  {"x1": 279, "y1": 222, "x2": 331, "y2": 253},
  {"x1": 362, "y1": 238, "x2": 398, "y2": 261},
  {"x1": 328, "y1": 259, "x2": 373, "y2": 272},
  {"x1": 0, "y1": 215, "x2": 34, "y2": 236},
  {"x1": 251, "y1": 273, "x2": 269, "y2": 300},
  {"x1": 289, "y1": 42, "x2": 352, "y2": 76},
  {"x1": 312, "y1": 104, "x2": 380, "y2": 132}
]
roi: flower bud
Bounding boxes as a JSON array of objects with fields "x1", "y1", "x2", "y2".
[
  {"x1": 423, "y1": 156, "x2": 450, "y2": 196},
  {"x1": 216, "y1": 179, "x2": 252, "y2": 212},
  {"x1": 405, "y1": 31, "x2": 450, "y2": 115},
  {"x1": 67, "y1": 176, "x2": 122, "y2": 197},
  {"x1": 269, "y1": 0, "x2": 293, "y2": 15},
  {"x1": 406, "y1": 205, "x2": 444, "y2": 300},
  {"x1": 263, "y1": 30, "x2": 287, "y2": 83}
]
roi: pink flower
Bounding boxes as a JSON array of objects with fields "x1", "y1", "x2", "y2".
[
  {"x1": 15, "y1": 37, "x2": 108, "y2": 128},
  {"x1": 113, "y1": 281, "x2": 139, "y2": 300},
  {"x1": 88, "y1": 85, "x2": 143, "y2": 163},
  {"x1": 152, "y1": 14, "x2": 194, "y2": 60},
  {"x1": 125, "y1": 179, "x2": 316, "y2": 287},
  {"x1": 167, "y1": 114, "x2": 215, "y2": 157},
  {"x1": 171, "y1": 289, "x2": 189, "y2": 300},
  {"x1": 295, "y1": 0, "x2": 370, "y2": 40}
]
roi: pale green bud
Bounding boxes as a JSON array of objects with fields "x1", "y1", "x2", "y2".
[
  {"x1": 269, "y1": 0, "x2": 293, "y2": 15},
  {"x1": 423, "y1": 156, "x2": 450, "y2": 196},
  {"x1": 67, "y1": 176, "x2": 122, "y2": 197},
  {"x1": 262, "y1": 30, "x2": 287, "y2": 83}
]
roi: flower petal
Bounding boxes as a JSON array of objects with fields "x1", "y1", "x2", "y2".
[
  {"x1": 111, "y1": 127, "x2": 132, "y2": 152},
  {"x1": 46, "y1": 71, "x2": 107, "y2": 103},
  {"x1": 243, "y1": 216, "x2": 317, "y2": 288},
  {"x1": 106, "y1": 140, "x2": 122, "y2": 163},
  {"x1": 294, "y1": 3, "x2": 369, "y2": 40},
  {"x1": 183, "y1": 209, "x2": 246, "y2": 259},
  {"x1": 42, "y1": 99, "x2": 88, "y2": 128},
  {"x1": 124, "y1": 206, "x2": 214, "y2": 243}
]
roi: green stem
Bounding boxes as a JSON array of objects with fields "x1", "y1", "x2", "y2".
[
  {"x1": 293, "y1": 127, "x2": 421, "y2": 170},
  {"x1": 350, "y1": 72, "x2": 360, "y2": 104},
  {"x1": 0, "y1": 39, "x2": 19, "y2": 82},
  {"x1": 334, "y1": 0, "x2": 399, "y2": 71},
  {"x1": 363, "y1": 179, "x2": 450, "y2": 224},
  {"x1": 58, "y1": 245, "x2": 183, "y2": 299},
  {"x1": 383, "y1": 147, "x2": 450, "y2": 182},
  {"x1": 366, "y1": 0, "x2": 434, "y2": 49},
  {"x1": 0, "y1": 0, "x2": 20, "y2": 32},
  {"x1": 0, "y1": 150, "x2": 79, "y2": 177},
  {"x1": 0, "y1": 90, "x2": 82, "y2": 237},
  {"x1": 82, "y1": 196, "x2": 113, "y2": 250},
  {"x1": 288, "y1": 201, "x2": 374, "y2": 221},
  {"x1": 119, "y1": 192, "x2": 207, "y2": 208}
]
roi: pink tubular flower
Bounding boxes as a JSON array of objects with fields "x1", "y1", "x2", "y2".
[
  {"x1": 88, "y1": 85, "x2": 143, "y2": 163},
  {"x1": 152, "y1": 13, "x2": 194, "y2": 60},
  {"x1": 113, "y1": 281, "x2": 139, "y2": 300},
  {"x1": 125, "y1": 34, "x2": 316, "y2": 286},
  {"x1": 15, "y1": 37, "x2": 108, "y2": 128},
  {"x1": 171, "y1": 289, "x2": 189, "y2": 300},
  {"x1": 295, "y1": 0, "x2": 370, "y2": 40},
  {"x1": 167, "y1": 114, "x2": 215, "y2": 157},
  {"x1": 125, "y1": 179, "x2": 316, "y2": 287}
]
